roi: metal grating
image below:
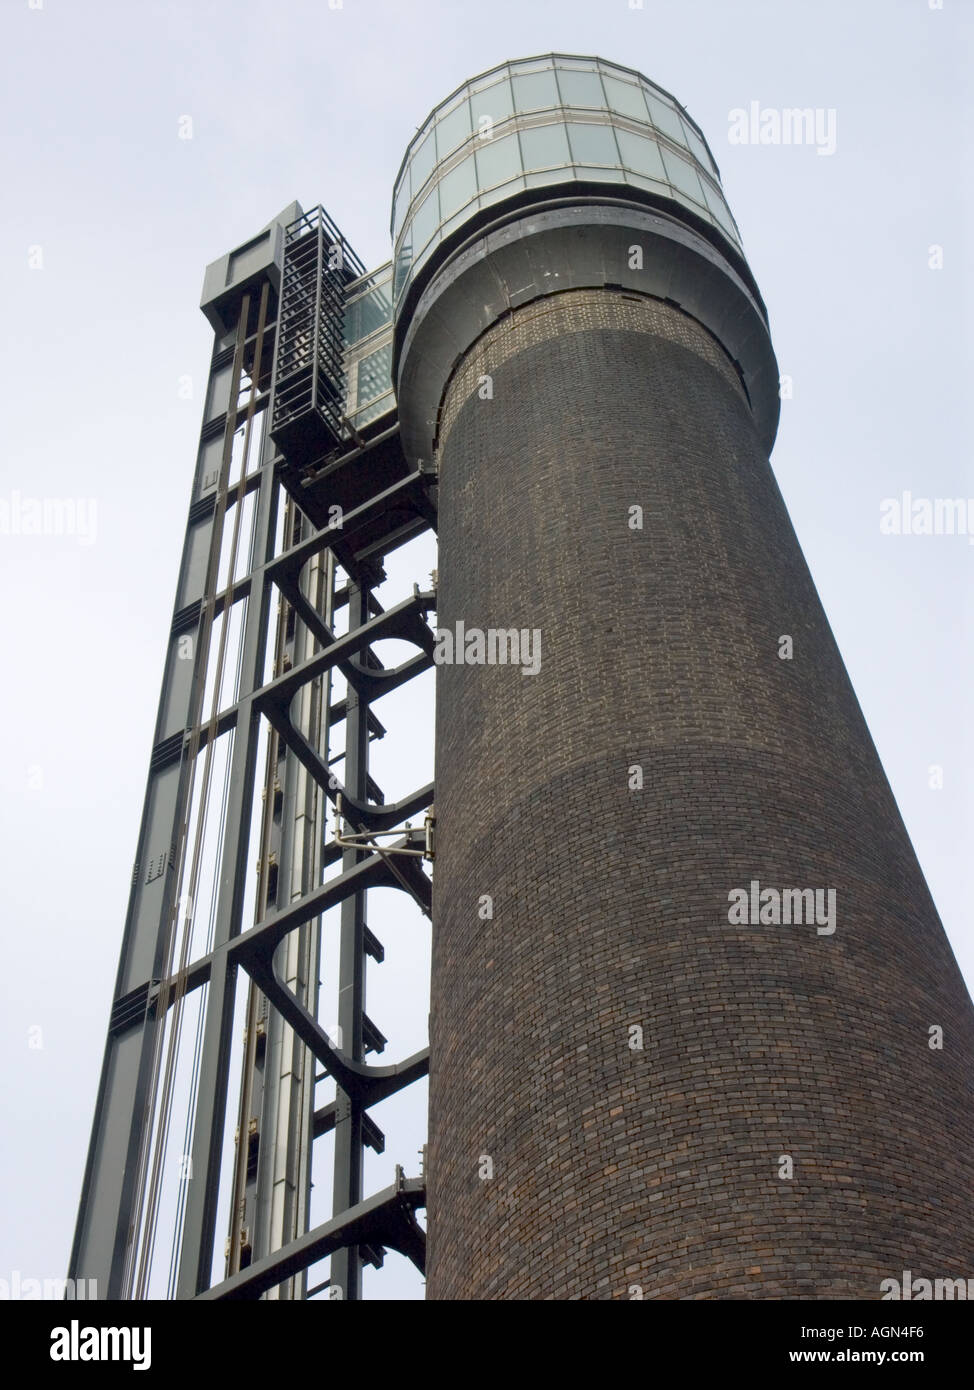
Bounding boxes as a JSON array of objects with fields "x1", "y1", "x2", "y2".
[{"x1": 270, "y1": 207, "x2": 366, "y2": 459}]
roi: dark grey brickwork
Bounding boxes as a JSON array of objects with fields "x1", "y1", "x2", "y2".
[{"x1": 424, "y1": 287, "x2": 974, "y2": 1300}]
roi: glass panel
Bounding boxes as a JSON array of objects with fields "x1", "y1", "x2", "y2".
[
  {"x1": 669, "y1": 188, "x2": 708, "y2": 222},
  {"x1": 392, "y1": 187, "x2": 409, "y2": 242},
  {"x1": 439, "y1": 208, "x2": 471, "y2": 241},
  {"x1": 566, "y1": 122, "x2": 619, "y2": 166},
  {"x1": 344, "y1": 282, "x2": 393, "y2": 345},
  {"x1": 602, "y1": 75, "x2": 649, "y2": 122},
  {"x1": 475, "y1": 132, "x2": 522, "y2": 189},
  {"x1": 702, "y1": 183, "x2": 741, "y2": 243},
  {"x1": 438, "y1": 88, "x2": 467, "y2": 117},
  {"x1": 624, "y1": 173, "x2": 671, "y2": 199},
  {"x1": 519, "y1": 122, "x2": 571, "y2": 170},
  {"x1": 556, "y1": 69, "x2": 605, "y2": 109},
  {"x1": 350, "y1": 390, "x2": 396, "y2": 430},
  {"x1": 577, "y1": 166, "x2": 628, "y2": 183},
  {"x1": 513, "y1": 69, "x2": 559, "y2": 112},
  {"x1": 410, "y1": 128, "x2": 436, "y2": 195},
  {"x1": 470, "y1": 65, "x2": 509, "y2": 94},
  {"x1": 616, "y1": 129, "x2": 666, "y2": 180},
  {"x1": 701, "y1": 179, "x2": 728, "y2": 221},
  {"x1": 393, "y1": 244, "x2": 411, "y2": 301},
  {"x1": 412, "y1": 228, "x2": 441, "y2": 277},
  {"x1": 682, "y1": 120, "x2": 715, "y2": 174},
  {"x1": 645, "y1": 92, "x2": 685, "y2": 144},
  {"x1": 355, "y1": 342, "x2": 394, "y2": 407},
  {"x1": 410, "y1": 183, "x2": 439, "y2": 253},
  {"x1": 525, "y1": 167, "x2": 575, "y2": 190},
  {"x1": 436, "y1": 99, "x2": 472, "y2": 160},
  {"x1": 662, "y1": 147, "x2": 705, "y2": 201},
  {"x1": 699, "y1": 174, "x2": 729, "y2": 223},
  {"x1": 471, "y1": 77, "x2": 514, "y2": 129},
  {"x1": 477, "y1": 175, "x2": 526, "y2": 211},
  {"x1": 438, "y1": 153, "x2": 478, "y2": 218},
  {"x1": 510, "y1": 58, "x2": 554, "y2": 75}
]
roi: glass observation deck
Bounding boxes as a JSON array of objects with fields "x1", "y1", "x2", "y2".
[{"x1": 391, "y1": 54, "x2": 743, "y2": 312}]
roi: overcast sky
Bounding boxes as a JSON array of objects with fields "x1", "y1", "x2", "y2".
[{"x1": 0, "y1": 0, "x2": 970, "y2": 1302}]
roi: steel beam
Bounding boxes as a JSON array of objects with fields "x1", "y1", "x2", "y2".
[{"x1": 196, "y1": 1175, "x2": 426, "y2": 1300}]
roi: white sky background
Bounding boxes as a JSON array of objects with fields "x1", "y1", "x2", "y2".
[{"x1": 0, "y1": 0, "x2": 970, "y2": 1300}]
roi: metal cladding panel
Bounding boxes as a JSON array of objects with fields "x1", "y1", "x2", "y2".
[
  {"x1": 424, "y1": 288, "x2": 974, "y2": 1300},
  {"x1": 200, "y1": 202, "x2": 298, "y2": 334},
  {"x1": 176, "y1": 517, "x2": 212, "y2": 611},
  {"x1": 558, "y1": 223, "x2": 614, "y2": 292},
  {"x1": 70, "y1": 1028, "x2": 146, "y2": 1294},
  {"x1": 395, "y1": 203, "x2": 779, "y2": 465},
  {"x1": 159, "y1": 633, "x2": 196, "y2": 742},
  {"x1": 472, "y1": 233, "x2": 536, "y2": 308},
  {"x1": 119, "y1": 758, "x2": 181, "y2": 994}
]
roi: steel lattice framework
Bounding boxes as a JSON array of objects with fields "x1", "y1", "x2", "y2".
[{"x1": 70, "y1": 203, "x2": 437, "y2": 1300}]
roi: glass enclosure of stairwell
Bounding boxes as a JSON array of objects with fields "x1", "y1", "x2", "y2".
[{"x1": 343, "y1": 263, "x2": 394, "y2": 432}]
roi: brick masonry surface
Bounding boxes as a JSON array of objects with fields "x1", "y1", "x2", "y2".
[{"x1": 424, "y1": 287, "x2": 974, "y2": 1300}]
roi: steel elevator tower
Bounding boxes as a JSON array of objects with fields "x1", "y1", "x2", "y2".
[{"x1": 72, "y1": 55, "x2": 974, "y2": 1301}]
